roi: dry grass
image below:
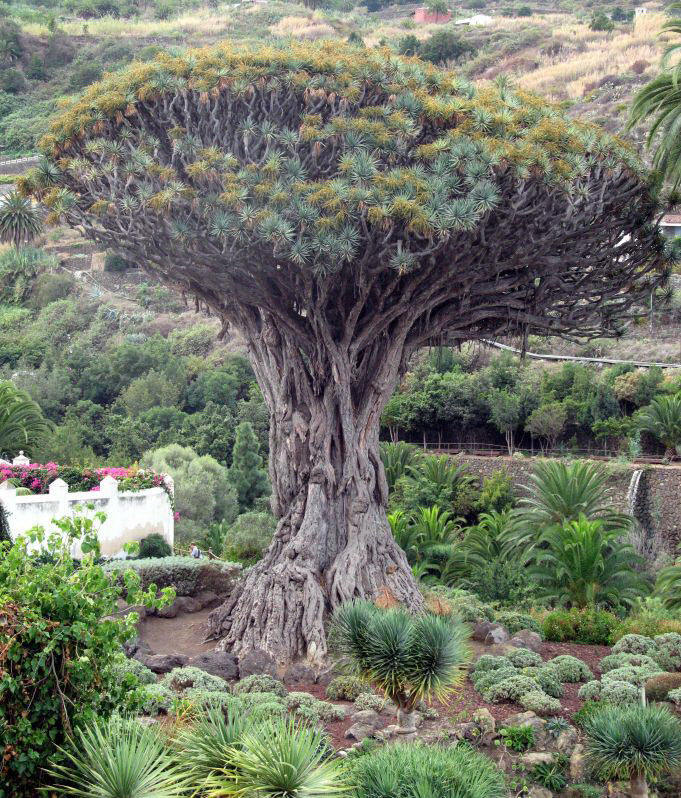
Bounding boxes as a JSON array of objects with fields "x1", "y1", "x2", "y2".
[
  {"x1": 270, "y1": 15, "x2": 336, "y2": 40},
  {"x1": 516, "y1": 13, "x2": 667, "y2": 99}
]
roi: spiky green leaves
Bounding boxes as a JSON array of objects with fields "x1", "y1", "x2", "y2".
[
  {"x1": 330, "y1": 600, "x2": 470, "y2": 709},
  {"x1": 0, "y1": 191, "x2": 43, "y2": 249}
]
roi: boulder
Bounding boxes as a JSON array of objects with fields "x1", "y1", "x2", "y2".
[
  {"x1": 174, "y1": 596, "x2": 201, "y2": 614},
  {"x1": 510, "y1": 629, "x2": 543, "y2": 653},
  {"x1": 238, "y1": 648, "x2": 278, "y2": 679},
  {"x1": 521, "y1": 752, "x2": 555, "y2": 769},
  {"x1": 135, "y1": 652, "x2": 187, "y2": 674},
  {"x1": 190, "y1": 651, "x2": 239, "y2": 681},
  {"x1": 503, "y1": 711, "x2": 547, "y2": 747},
  {"x1": 345, "y1": 709, "x2": 381, "y2": 740},
  {"x1": 123, "y1": 636, "x2": 152, "y2": 658},
  {"x1": 553, "y1": 726, "x2": 579, "y2": 756},
  {"x1": 156, "y1": 602, "x2": 178, "y2": 619},
  {"x1": 115, "y1": 599, "x2": 147, "y2": 620},
  {"x1": 472, "y1": 620, "x2": 497, "y2": 642},
  {"x1": 527, "y1": 788, "x2": 553, "y2": 798},
  {"x1": 451, "y1": 722, "x2": 479, "y2": 741},
  {"x1": 283, "y1": 662, "x2": 317, "y2": 685},
  {"x1": 483, "y1": 623, "x2": 510, "y2": 646},
  {"x1": 569, "y1": 744, "x2": 586, "y2": 783},
  {"x1": 194, "y1": 590, "x2": 222, "y2": 610}
]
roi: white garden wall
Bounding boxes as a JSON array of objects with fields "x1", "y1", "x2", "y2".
[{"x1": 0, "y1": 474, "x2": 174, "y2": 557}]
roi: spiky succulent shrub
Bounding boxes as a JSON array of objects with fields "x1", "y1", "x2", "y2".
[
  {"x1": 44, "y1": 714, "x2": 188, "y2": 798},
  {"x1": 161, "y1": 666, "x2": 230, "y2": 694},
  {"x1": 506, "y1": 648, "x2": 542, "y2": 669},
  {"x1": 599, "y1": 653, "x2": 662, "y2": 674},
  {"x1": 175, "y1": 705, "x2": 251, "y2": 790},
  {"x1": 519, "y1": 690, "x2": 562, "y2": 716},
  {"x1": 349, "y1": 741, "x2": 506, "y2": 798},
  {"x1": 612, "y1": 634, "x2": 658, "y2": 657},
  {"x1": 330, "y1": 601, "x2": 470, "y2": 716},
  {"x1": 544, "y1": 655, "x2": 593, "y2": 683},
  {"x1": 233, "y1": 674, "x2": 287, "y2": 698},
  {"x1": 584, "y1": 704, "x2": 681, "y2": 798},
  {"x1": 653, "y1": 632, "x2": 681, "y2": 671},
  {"x1": 205, "y1": 717, "x2": 344, "y2": 798},
  {"x1": 325, "y1": 676, "x2": 370, "y2": 702}
]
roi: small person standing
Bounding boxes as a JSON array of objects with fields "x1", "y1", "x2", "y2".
[{"x1": 190, "y1": 542, "x2": 201, "y2": 559}]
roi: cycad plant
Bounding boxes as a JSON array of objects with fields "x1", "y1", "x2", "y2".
[
  {"x1": 443, "y1": 509, "x2": 516, "y2": 584},
  {"x1": 529, "y1": 515, "x2": 648, "y2": 609},
  {"x1": 507, "y1": 459, "x2": 631, "y2": 554},
  {"x1": 388, "y1": 506, "x2": 461, "y2": 581},
  {"x1": 655, "y1": 561, "x2": 681, "y2": 609},
  {"x1": 206, "y1": 717, "x2": 347, "y2": 798},
  {"x1": 331, "y1": 601, "x2": 470, "y2": 730},
  {"x1": 584, "y1": 704, "x2": 681, "y2": 798},
  {"x1": 0, "y1": 190, "x2": 43, "y2": 248},
  {"x1": 637, "y1": 395, "x2": 681, "y2": 459},
  {"x1": 379, "y1": 441, "x2": 421, "y2": 492},
  {"x1": 395, "y1": 455, "x2": 476, "y2": 516},
  {"x1": 0, "y1": 380, "x2": 52, "y2": 459},
  {"x1": 44, "y1": 714, "x2": 188, "y2": 798}
]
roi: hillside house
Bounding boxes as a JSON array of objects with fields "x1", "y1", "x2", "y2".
[
  {"x1": 660, "y1": 214, "x2": 681, "y2": 238},
  {"x1": 455, "y1": 14, "x2": 493, "y2": 26},
  {"x1": 412, "y1": 7, "x2": 451, "y2": 23}
]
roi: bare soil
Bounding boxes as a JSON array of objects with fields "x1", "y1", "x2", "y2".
[{"x1": 137, "y1": 607, "x2": 215, "y2": 658}]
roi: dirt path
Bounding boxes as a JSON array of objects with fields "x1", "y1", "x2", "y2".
[{"x1": 137, "y1": 607, "x2": 216, "y2": 657}]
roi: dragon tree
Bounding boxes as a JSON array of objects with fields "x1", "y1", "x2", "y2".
[{"x1": 27, "y1": 42, "x2": 664, "y2": 663}]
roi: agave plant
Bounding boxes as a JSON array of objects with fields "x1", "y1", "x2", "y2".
[
  {"x1": 0, "y1": 380, "x2": 52, "y2": 459},
  {"x1": 206, "y1": 717, "x2": 347, "y2": 798},
  {"x1": 379, "y1": 441, "x2": 421, "y2": 492},
  {"x1": 175, "y1": 704, "x2": 251, "y2": 793},
  {"x1": 330, "y1": 600, "x2": 470, "y2": 730},
  {"x1": 0, "y1": 190, "x2": 43, "y2": 248},
  {"x1": 44, "y1": 714, "x2": 188, "y2": 798},
  {"x1": 637, "y1": 395, "x2": 681, "y2": 459},
  {"x1": 584, "y1": 704, "x2": 681, "y2": 798},
  {"x1": 529, "y1": 515, "x2": 648, "y2": 609},
  {"x1": 506, "y1": 459, "x2": 631, "y2": 554}
]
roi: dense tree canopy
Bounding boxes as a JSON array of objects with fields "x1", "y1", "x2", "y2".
[{"x1": 27, "y1": 41, "x2": 665, "y2": 663}]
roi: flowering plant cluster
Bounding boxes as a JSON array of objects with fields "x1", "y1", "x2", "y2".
[{"x1": 0, "y1": 462, "x2": 171, "y2": 501}]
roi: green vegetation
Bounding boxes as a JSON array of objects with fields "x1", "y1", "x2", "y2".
[{"x1": 0, "y1": 379, "x2": 51, "y2": 458}]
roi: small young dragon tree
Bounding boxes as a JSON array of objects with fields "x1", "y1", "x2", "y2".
[{"x1": 27, "y1": 42, "x2": 663, "y2": 663}]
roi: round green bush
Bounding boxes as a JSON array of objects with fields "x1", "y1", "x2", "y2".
[
  {"x1": 349, "y1": 741, "x2": 506, "y2": 798},
  {"x1": 668, "y1": 687, "x2": 681, "y2": 705},
  {"x1": 485, "y1": 675, "x2": 541, "y2": 704},
  {"x1": 654, "y1": 633, "x2": 681, "y2": 672},
  {"x1": 161, "y1": 666, "x2": 230, "y2": 694},
  {"x1": 138, "y1": 533, "x2": 172, "y2": 559},
  {"x1": 578, "y1": 681, "x2": 602, "y2": 701},
  {"x1": 286, "y1": 691, "x2": 346, "y2": 723},
  {"x1": 471, "y1": 655, "x2": 511, "y2": 675},
  {"x1": 599, "y1": 679, "x2": 641, "y2": 705},
  {"x1": 602, "y1": 665, "x2": 665, "y2": 688},
  {"x1": 506, "y1": 648, "x2": 542, "y2": 669},
  {"x1": 233, "y1": 674, "x2": 287, "y2": 698},
  {"x1": 471, "y1": 665, "x2": 517, "y2": 695},
  {"x1": 544, "y1": 655, "x2": 593, "y2": 683},
  {"x1": 519, "y1": 690, "x2": 561, "y2": 716},
  {"x1": 138, "y1": 683, "x2": 174, "y2": 715},
  {"x1": 612, "y1": 634, "x2": 657, "y2": 657},
  {"x1": 354, "y1": 693, "x2": 386, "y2": 712},
  {"x1": 599, "y1": 653, "x2": 661, "y2": 674},
  {"x1": 541, "y1": 607, "x2": 618, "y2": 645},
  {"x1": 520, "y1": 667, "x2": 564, "y2": 699},
  {"x1": 325, "y1": 675, "x2": 370, "y2": 701},
  {"x1": 644, "y1": 673, "x2": 681, "y2": 702},
  {"x1": 111, "y1": 655, "x2": 156, "y2": 686},
  {"x1": 494, "y1": 610, "x2": 542, "y2": 636}
]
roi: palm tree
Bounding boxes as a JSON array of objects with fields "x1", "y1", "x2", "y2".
[
  {"x1": 506, "y1": 459, "x2": 632, "y2": 553},
  {"x1": 629, "y1": 3, "x2": 681, "y2": 187},
  {"x1": 529, "y1": 516, "x2": 648, "y2": 609},
  {"x1": 637, "y1": 395, "x2": 681, "y2": 459},
  {"x1": 0, "y1": 191, "x2": 43, "y2": 249},
  {"x1": 443, "y1": 509, "x2": 517, "y2": 584},
  {"x1": 0, "y1": 381, "x2": 51, "y2": 459},
  {"x1": 330, "y1": 600, "x2": 470, "y2": 731},
  {"x1": 379, "y1": 441, "x2": 421, "y2": 492},
  {"x1": 584, "y1": 704, "x2": 681, "y2": 798},
  {"x1": 655, "y1": 561, "x2": 681, "y2": 609}
]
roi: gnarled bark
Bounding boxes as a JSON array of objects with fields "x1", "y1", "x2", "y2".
[{"x1": 208, "y1": 314, "x2": 423, "y2": 663}]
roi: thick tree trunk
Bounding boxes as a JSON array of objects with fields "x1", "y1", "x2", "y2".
[
  {"x1": 207, "y1": 315, "x2": 424, "y2": 663},
  {"x1": 629, "y1": 771, "x2": 648, "y2": 798}
]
